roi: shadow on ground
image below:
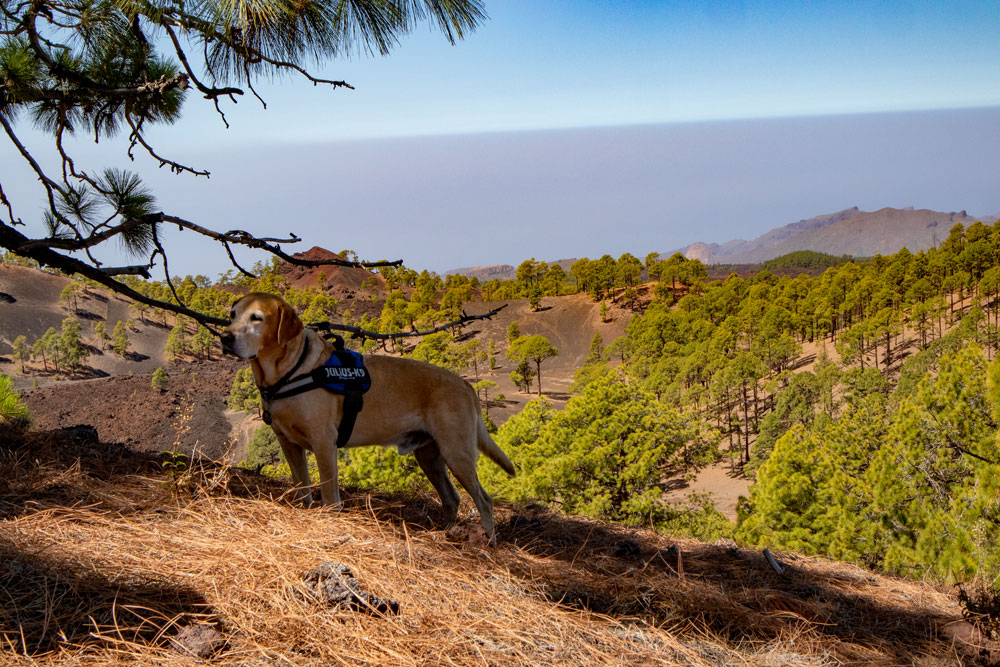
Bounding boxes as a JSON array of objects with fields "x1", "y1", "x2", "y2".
[{"x1": 0, "y1": 425, "x2": 988, "y2": 664}]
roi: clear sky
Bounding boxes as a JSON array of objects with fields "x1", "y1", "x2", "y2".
[
  {"x1": 160, "y1": 0, "x2": 1000, "y2": 145},
  {"x1": 5, "y1": 1, "x2": 1000, "y2": 275}
]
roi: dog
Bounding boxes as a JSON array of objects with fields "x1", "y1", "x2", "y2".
[{"x1": 221, "y1": 292, "x2": 516, "y2": 543}]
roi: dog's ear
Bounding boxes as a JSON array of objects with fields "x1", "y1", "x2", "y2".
[{"x1": 275, "y1": 300, "x2": 304, "y2": 347}]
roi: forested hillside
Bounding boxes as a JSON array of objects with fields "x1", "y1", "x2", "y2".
[{"x1": 6, "y1": 219, "x2": 1000, "y2": 591}]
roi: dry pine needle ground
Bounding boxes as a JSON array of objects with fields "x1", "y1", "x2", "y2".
[{"x1": 0, "y1": 428, "x2": 988, "y2": 666}]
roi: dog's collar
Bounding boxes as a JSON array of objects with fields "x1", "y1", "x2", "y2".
[{"x1": 258, "y1": 336, "x2": 311, "y2": 405}]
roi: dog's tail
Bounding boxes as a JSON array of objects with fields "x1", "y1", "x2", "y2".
[{"x1": 478, "y1": 418, "x2": 516, "y2": 477}]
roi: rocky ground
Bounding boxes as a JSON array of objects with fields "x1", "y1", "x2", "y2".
[{"x1": 23, "y1": 359, "x2": 243, "y2": 461}]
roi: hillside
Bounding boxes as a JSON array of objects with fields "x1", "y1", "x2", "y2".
[
  {"x1": 680, "y1": 206, "x2": 996, "y2": 264},
  {"x1": 0, "y1": 264, "x2": 630, "y2": 460},
  {"x1": 0, "y1": 426, "x2": 990, "y2": 666},
  {"x1": 0, "y1": 265, "x2": 172, "y2": 386}
]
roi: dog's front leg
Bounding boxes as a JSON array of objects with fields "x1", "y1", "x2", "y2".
[
  {"x1": 277, "y1": 436, "x2": 313, "y2": 507},
  {"x1": 313, "y1": 441, "x2": 342, "y2": 509}
]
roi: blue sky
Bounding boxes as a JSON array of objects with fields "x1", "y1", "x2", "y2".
[
  {"x1": 163, "y1": 0, "x2": 1000, "y2": 145},
  {"x1": 6, "y1": 1, "x2": 1000, "y2": 275}
]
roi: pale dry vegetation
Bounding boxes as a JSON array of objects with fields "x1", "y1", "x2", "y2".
[{"x1": 0, "y1": 429, "x2": 989, "y2": 666}]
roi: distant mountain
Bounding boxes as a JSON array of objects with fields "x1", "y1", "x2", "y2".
[
  {"x1": 447, "y1": 207, "x2": 1000, "y2": 278},
  {"x1": 680, "y1": 207, "x2": 1000, "y2": 265}
]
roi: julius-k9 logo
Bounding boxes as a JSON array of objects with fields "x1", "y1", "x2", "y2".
[{"x1": 324, "y1": 366, "x2": 367, "y2": 380}]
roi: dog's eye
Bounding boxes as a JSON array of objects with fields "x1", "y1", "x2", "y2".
[{"x1": 250, "y1": 313, "x2": 263, "y2": 322}]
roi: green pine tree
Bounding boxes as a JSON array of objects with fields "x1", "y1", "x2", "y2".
[
  {"x1": 112, "y1": 320, "x2": 130, "y2": 356},
  {"x1": 151, "y1": 367, "x2": 168, "y2": 391},
  {"x1": 0, "y1": 373, "x2": 30, "y2": 424}
]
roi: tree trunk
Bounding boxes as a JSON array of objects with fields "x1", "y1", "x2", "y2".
[{"x1": 741, "y1": 381, "x2": 750, "y2": 464}]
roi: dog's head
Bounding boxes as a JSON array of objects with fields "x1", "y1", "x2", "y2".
[{"x1": 221, "y1": 292, "x2": 303, "y2": 359}]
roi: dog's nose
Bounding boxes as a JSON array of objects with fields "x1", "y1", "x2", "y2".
[{"x1": 220, "y1": 331, "x2": 235, "y2": 355}]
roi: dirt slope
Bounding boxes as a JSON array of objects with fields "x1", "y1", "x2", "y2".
[
  {"x1": 0, "y1": 265, "x2": 171, "y2": 388},
  {"x1": 456, "y1": 293, "x2": 629, "y2": 423},
  {"x1": 22, "y1": 359, "x2": 242, "y2": 460}
]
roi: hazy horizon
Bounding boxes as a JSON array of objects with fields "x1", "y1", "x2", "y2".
[
  {"x1": 134, "y1": 106, "x2": 1000, "y2": 276},
  {"x1": 6, "y1": 106, "x2": 1000, "y2": 277}
]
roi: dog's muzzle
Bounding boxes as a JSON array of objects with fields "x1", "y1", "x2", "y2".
[{"x1": 220, "y1": 331, "x2": 236, "y2": 356}]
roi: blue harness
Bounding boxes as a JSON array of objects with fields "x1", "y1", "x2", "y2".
[{"x1": 258, "y1": 335, "x2": 371, "y2": 446}]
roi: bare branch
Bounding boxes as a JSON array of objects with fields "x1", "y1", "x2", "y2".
[
  {"x1": 162, "y1": 22, "x2": 244, "y2": 102},
  {"x1": 96, "y1": 263, "x2": 154, "y2": 277},
  {"x1": 0, "y1": 112, "x2": 64, "y2": 218},
  {"x1": 126, "y1": 114, "x2": 211, "y2": 177},
  {"x1": 16, "y1": 212, "x2": 398, "y2": 272},
  {"x1": 222, "y1": 239, "x2": 256, "y2": 277},
  {"x1": 169, "y1": 221, "x2": 400, "y2": 269},
  {"x1": 16, "y1": 215, "x2": 152, "y2": 252},
  {"x1": 0, "y1": 181, "x2": 21, "y2": 226},
  {"x1": 151, "y1": 225, "x2": 186, "y2": 309},
  {"x1": 266, "y1": 60, "x2": 354, "y2": 90},
  {"x1": 313, "y1": 304, "x2": 508, "y2": 341}
]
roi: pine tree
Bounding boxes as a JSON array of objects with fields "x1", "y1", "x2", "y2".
[
  {"x1": 737, "y1": 424, "x2": 836, "y2": 554},
  {"x1": 11, "y1": 336, "x2": 29, "y2": 373},
  {"x1": 32, "y1": 328, "x2": 58, "y2": 371},
  {"x1": 228, "y1": 367, "x2": 262, "y2": 414},
  {"x1": 165, "y1": 319, "x2": 189, "y2": 361},
  {"x1": 507, "y1": 334, "x2": 558, "y2": 395},
  {"x1": 151, "y1": 368, "x2": 168, "y2": 392},
  {"x1": 58, "y1": 317, "x2": 85, "y2": 373},
  {"x1": 112, "y1": 321, "x2": 130, "y2": 356},
  {"x1": 509, "y1": 359, "x2": 536, "y2": 394},
  {"x1": 492, "y1": 373, "x2": 714, "y2": 526},
  {"x1": 867, "y1": 345, "x2": 1000, "y2": 581},
  {"x1": 585, "y1": 332, "x2": 605, "y2": 365},
  {"x1": 92, "y1": 322, "x2": 110, "y2": 350},
  {"x1": 191, "y1": 325, "x2": 215, "y2": 359},
  {"x1": 0, "y1": 373, "x2": 30, "y2": 424}
]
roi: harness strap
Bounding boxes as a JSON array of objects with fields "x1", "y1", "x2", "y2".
[
  {"x1": 259, "y1": 337, "x2": 311, "y2": 404},
  {"x1": 256, "y1": 334, "x2": 366, "y2": 447},
  {"x1": 336, "y1": 392, "x2": 363, "y2": 447}
]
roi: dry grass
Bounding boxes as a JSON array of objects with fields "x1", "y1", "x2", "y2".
[{"x1": 0, "y1": 429, "x2": 985, "y2": 666}]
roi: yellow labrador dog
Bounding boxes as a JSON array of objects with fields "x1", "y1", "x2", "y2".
[{"x1": 221, "y1": 292, "x2": 515, "y2": 543}]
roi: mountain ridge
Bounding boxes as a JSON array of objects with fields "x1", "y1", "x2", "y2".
[
  {"x1": 679, "y1": 206, "x2": 1000, "y2": 264},
  {"x1": 445, "y1": 206, "x2": 1000, "y2": 278}
]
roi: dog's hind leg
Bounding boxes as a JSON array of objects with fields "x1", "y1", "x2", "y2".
[
  {"x1": 277, "y1": 436, "x2": 313, "y2": 507},
  {"x1": 413, "y1": 443, "x2": 461, "y2": 526},
  {"x1": 438, "y1": 443, "x2": 496, "y2": 544}
]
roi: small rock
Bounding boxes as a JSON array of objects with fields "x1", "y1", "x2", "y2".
[
  {"x1": 712, "y1": 538, "x2": 741, "y2": 556},
  {"x1": 170, "y1": 623, "x2": 226, "y2": 659},
  {"x1": 299, "y1": 562, "x2": 399, "y2": 615}
]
